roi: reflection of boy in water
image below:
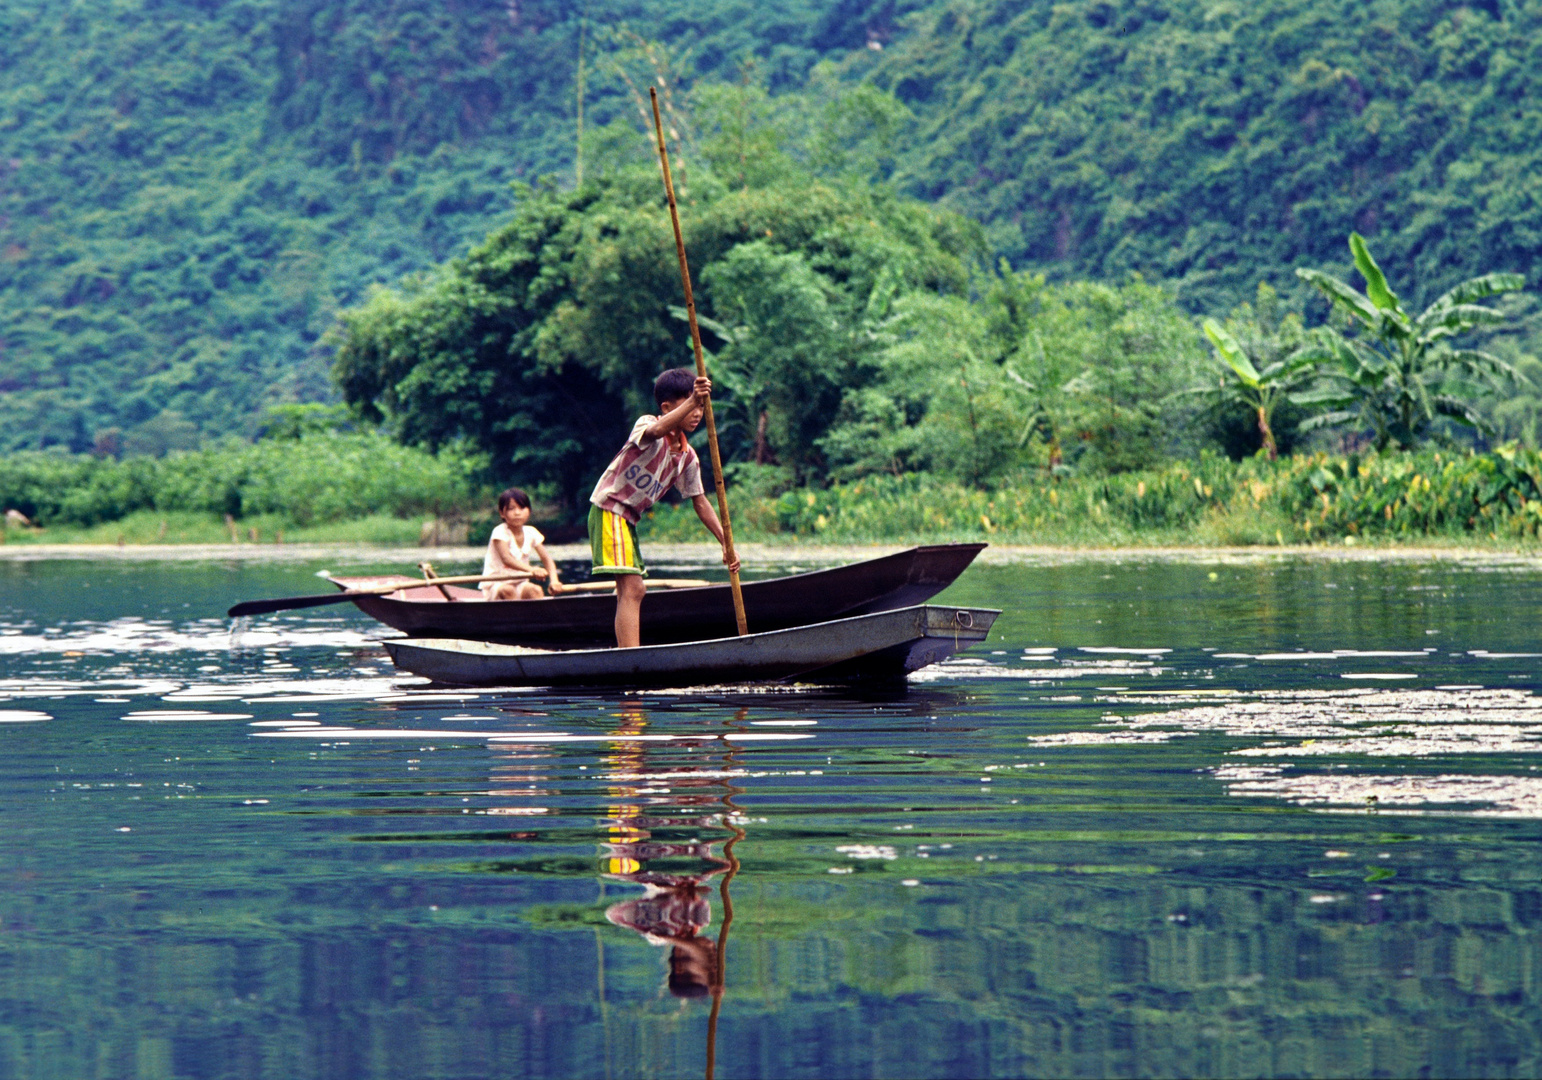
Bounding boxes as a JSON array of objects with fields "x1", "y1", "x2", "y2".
[
  {"x1": 600, "y1": 704, "x2": 729, "y2": 999},
  {"x1": 605, "y1": 879, "x2": 719, "y2": 999}
]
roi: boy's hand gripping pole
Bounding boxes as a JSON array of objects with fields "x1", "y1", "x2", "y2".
[{"x1": 650, "y1": 86, "x2": 748, "y2": 637}]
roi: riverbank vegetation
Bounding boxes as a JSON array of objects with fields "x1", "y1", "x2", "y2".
[
  {"x1": 642, "y1": 444, "x2": 1542, "y2": 546},
  {"x1": 10, "y1": 436, "x2": 1542, "y2": 551},
  {"x1": 8, "y1": 1, "x2": 1542, "y2": 550},
  {"x1": 0, "y1": 408, "x2": 489, "y2": 545}
]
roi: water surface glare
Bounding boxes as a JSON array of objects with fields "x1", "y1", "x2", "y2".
[{"x1": 3, "y1": 554, "x2": 1542, "y2": 1078}]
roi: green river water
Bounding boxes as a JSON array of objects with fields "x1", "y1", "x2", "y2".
[{"x1": 2, "y1": 550, "x2": 1541, "y2": 1079}]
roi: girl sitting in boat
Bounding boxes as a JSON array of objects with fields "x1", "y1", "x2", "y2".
[{"x1": 483, "y1": 487, "x2": 564, "y2": 600}]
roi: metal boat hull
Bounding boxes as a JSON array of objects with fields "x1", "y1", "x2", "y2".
[
  {"x1": 381, "y1": 605, "x2": 1000, "y2": 688},
  {"x1": 335, "y1": 543, "x2": 986, "y2": 646}
]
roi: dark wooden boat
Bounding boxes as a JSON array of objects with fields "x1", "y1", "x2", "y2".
[
  {"x1": 328, "y1": 543, "x2": 986, "y2": 647},
  {"x1": 381, "y1": 604, "x2": 1000, "y2": 688}
]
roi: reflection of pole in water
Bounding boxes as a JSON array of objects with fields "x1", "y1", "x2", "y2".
[
  {"x1": 705, "y1": 708, "x2": 748, "y2": 1080},
  {"x1": 594, "y1": 924, "x2": 613, "y2": 1080}
]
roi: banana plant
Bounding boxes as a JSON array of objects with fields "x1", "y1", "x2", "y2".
[
  {"x1": 1201, "y1": 316, "x2": 1315, "y2": 460},
  {"x1": 1294, "y1": 233, "x2": 1525, "y2": 450}
]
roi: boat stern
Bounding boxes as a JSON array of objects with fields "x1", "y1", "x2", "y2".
[
  {"x1": 795, "y1": 605, "x2": 1000, "y2": 684},
  {"x1": 905, "y1": 605, "x2": 999, "y2": 672}
]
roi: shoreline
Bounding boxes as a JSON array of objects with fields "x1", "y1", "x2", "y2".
[{"x1": 3, "y1": 539, "x2": 1542, "y2": 568}]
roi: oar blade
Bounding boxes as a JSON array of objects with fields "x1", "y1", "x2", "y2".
[{"x1": 227, "y1": 592, "x2": 359, "y2": 618}]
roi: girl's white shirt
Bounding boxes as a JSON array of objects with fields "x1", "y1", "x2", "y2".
[{"x1": 482, "y1": 521, "x2": 544, "y2": 595}]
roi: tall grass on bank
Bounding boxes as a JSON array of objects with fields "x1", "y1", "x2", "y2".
[
  {"x1": 0, "y1": 510, "x2": 435, "y2": 547},
  {"x1": 0, "y1": 433, "x2": 486, "y2": 529},
  {"x1": 642, "y1": 446, "x2": 1542, "y2": 546}
]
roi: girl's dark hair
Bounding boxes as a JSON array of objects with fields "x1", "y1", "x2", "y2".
[
  {"x1": 497, "y1": 487, "x2": 531, "y2": 512},
  {"x1": 653, "y1": 367, "x2": 696, "y2": 406}
]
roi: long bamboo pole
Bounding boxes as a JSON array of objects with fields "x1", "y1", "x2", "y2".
[{"x1": 649, "y1": 86, "x2": 748, "y2": 637}]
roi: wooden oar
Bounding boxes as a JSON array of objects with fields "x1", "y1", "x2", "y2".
[
  {"x1": 229, "y1": 575, "x2": 717, "y2": 617},
  {"x1": 418, "y1": 561, "x2": 458, "y2": 602},
  {"x1": 650, "y1": 86, "x2": 749, "y2": 637},
  {"x1": 561, "y1": 577, "x2": 713, "y2": 593},
  {"x1": 227, "y1": 572, "x2": 529, "y2": 618}
]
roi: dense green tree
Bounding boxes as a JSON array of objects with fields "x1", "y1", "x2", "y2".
[
  {"x1": 1486, "y1": 350, "x2": 1542, "y2": 448},
  {"x1": 984, "y1": 272, "x2": 1208, "y2": 474},
  {"x1": 698, "y1": 241, "x2": 846, "y2": 474},
  {"x1": 814, "y1": 269, "x2": 1207, "y2": 483},
  {"x1": 332, "y1": 132, "x2": 981, "y2": 508},
  {"x1": 819, "y1": 291, "x2": 1027, "y2": 484}
]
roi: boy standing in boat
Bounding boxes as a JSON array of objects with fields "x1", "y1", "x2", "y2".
[{"x1": 589, "y1": 367, "x2": 740, "y2": 647}]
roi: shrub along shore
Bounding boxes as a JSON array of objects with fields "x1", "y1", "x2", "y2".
[
  {"x1": 0, "y1": 430, "x2": 492, "y2": 547},
  {"x1": 5, "y1": 436, "x2": 1542, "y2": 550}
]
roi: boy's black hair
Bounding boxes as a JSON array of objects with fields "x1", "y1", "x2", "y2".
[
  {"x1": 497, "y1": 487, "x2": 531, "y2": 512},
  {"x1": 653, "y1": 367, "x2": 697, "y2": 407}
]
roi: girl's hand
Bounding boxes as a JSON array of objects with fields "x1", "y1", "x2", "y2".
[
  {"x1": 548, "y1": 578, "x2": 565, "y2": 595},
  {"x1": 530, "y1": 565, "x2": 549, "y2": 579},
  {"x1": 722, "y1": 548, "x2": 741, "y2": 573}
]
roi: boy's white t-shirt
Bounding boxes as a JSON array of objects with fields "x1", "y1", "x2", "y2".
[
  {"x1": 482, "y1": 522, "x2": 543, "y2": 595},
  {"x1": 589, "y1": 416, "x2": 705, "y2": 524}
]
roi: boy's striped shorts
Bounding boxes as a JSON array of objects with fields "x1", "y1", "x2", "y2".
[{"x1": 588, "y1": 505, "x2": 647, "y2": 577}]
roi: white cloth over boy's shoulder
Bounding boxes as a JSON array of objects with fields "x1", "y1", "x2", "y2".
[
  {"x1": 481, "y1": 522, "x2": 544, "y2": 596},
  {"x1": 588, "y1": 415, "x2": 705, "y2": 524}
]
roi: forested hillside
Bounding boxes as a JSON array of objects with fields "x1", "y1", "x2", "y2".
[
  {"x1": 0, "y1": 0, "x2": 848, "y2": 452},
  {"x1": 4, "y1": 0, "x2": 1542, "y2": 455},
  {"x1": 861, "y1": 0, "x2": 1542, "y2": 315}
]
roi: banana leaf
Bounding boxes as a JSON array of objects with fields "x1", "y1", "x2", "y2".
[
  {"x1": 1444, "y1": 348, "x2": 1520, "y2": 381},
  {"x1": 1421, "y1": 273, "x2": 1526, "y2": 322},
  {"x1": 1417, "y1": 303, "x2": 1507, "y2": 341},
  {"x1": 1289, "y1": 386, "x2": 1356, "y2": 407},
  {"x1": 1202, "y1": 318, "x2": 1260, "y2": 386},
  {"x1": 1296, "y1": 268, "x2": 1384, "y2": 331},
  {"x1": 1349, "y1": 232, "x2": 1401, "y2": 313},
  {"x1": 1433, "y1": 394, "x2": 1489, "y2": 432},
  {"x1": 1297, "y1": 410, "x2": 1358, "y2": 433}
]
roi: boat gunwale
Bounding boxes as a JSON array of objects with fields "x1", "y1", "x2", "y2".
[
  {"x1": 380, "y1": 604, "x2": 1001, "y2": 687},
  {"x1": 326, "y1": 542, "x2": 987, "y2": 606}
]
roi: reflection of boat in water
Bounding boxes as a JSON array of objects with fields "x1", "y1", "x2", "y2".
[
  {"x1": 382, "y1": 604, "x2": 999, "y2": 688},
  {"x1": 596, "y1": 706, "x2": 746, "y2": 1077},
  {"x1": 329, "y1": 543, "x2": 987, "y2": 646}
]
